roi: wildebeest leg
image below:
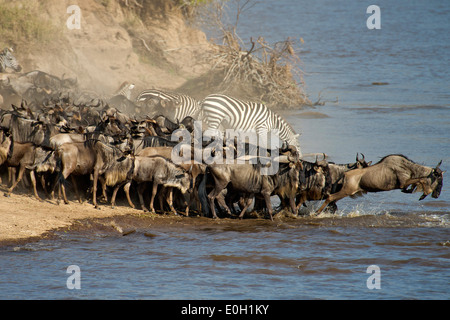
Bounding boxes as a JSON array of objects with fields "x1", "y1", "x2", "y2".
[
  {"x1": 4, "y1": 165, "x2": 25, "y2": 197},
  {"x1": 165, "y1": 187, "x2": 178, "y2": 215},
  {"x1": 404, "y1": 178, "x2": 433, "y2": 198},
  {"x1": 92, "y1": 169, "x2": 100, "y2": 209},
  {"x1": 8, "y1": 167, "x2": 16, "y2": 187},
  {"x1": 289, "y1": 195, "x2": 297, "y2": 216},
  {"x1": 39, "y1": 174, "x2": 51, "y2": 199},
  {"x1": 29, "y1": 170, "x2": 42, "y2": 201},
  {"x1": 184, "y1": 200, "x2": 190, "y2": 216},
  {"x1": 187, "y1": 192, "x2": 197, "y2": 216},
  {"x1": 137, "y1": 183, "x2": 148, "y2": 212},
  {"x1": 60, "y1": 182, "x2": 69, "y2": 204},
  {"x1": 59, "y1": 170, "x2": 72, "y2": 205},
  {"x1": 99, "y1": 176, "x2": 108, "y2": 203},
  {"x1": 110, "y1": 181, "x2": 127, "y2": 209},
  {"x1": 149, "y1": 182, "x2": 158, "y2": 213},
  {"x1": 316, "y1": 191, "x2": 348, "y2": 215},
  {"x1": 295, "y1": 194, "x2": 306, "y2": 212},
  {"x1": 71, "y1": 176, "x2": 82, "y2": 203},
  {"x1": 216, "y1": 192, "x2": 232, "y2": 216},
  {"x1": 158, "y1": 187, "x2": 166, "y2": 212},
  {"x1": 123, "y1": 181, "x2": 135, "y2": 209},
  {"x1": 238, "y1": 195, "x2": 253, "y2": 219},
  {"x1": 208, "y1": 184, "x2": 230, "y2": 219},
  {"x1": 207, "y1": 190, "x2": 220, "y2": 219},
  {"x1": 262, "y1": 191, "x2": 274, "y2": 221}
]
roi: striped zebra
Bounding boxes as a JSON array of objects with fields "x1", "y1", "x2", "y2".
[
  {"x1": 0, "y1": 48, "x2": 22, "y2": 73},
  {"x1": 201, "y1": 94, "x2": 301, "y2": 152},
  {"x1": 136, "y1": 89, "x2": 201, "y2": 123},
  {"x1": 113, "y1": 81, "x2": 135, "y2": 100}
]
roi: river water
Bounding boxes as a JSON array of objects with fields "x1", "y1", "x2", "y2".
[{"x1": 0, "y1": 0, "x2": 449, "y2": 300}]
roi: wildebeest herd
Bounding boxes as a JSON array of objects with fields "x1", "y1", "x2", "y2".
[{"x1": 0, "y1": 56, "x2": 445, "y2": 220}]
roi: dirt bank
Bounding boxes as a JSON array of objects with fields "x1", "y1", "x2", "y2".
[
  {"x1": 2, "y1": 0, "x2": 214, "y2": 96},
  {"x1": 0, "y1": 191, "x2": 138, "y2": 245},
  {"x1": 0, "y1": 190, "x2": 273, "y2": 246}
]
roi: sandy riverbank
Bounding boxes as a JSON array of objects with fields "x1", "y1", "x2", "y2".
[{"x1": 0, "y1": 192, "x2": 142, "y2": 246}]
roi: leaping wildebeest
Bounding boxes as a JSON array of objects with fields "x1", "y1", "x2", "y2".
[{"x1": 316, "y1": 154, "x2": 444, "y2": 214}]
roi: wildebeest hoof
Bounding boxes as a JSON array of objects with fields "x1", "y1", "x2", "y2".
[{"x1": 4, "y1": 193, "x2": 10, "y2": 197}]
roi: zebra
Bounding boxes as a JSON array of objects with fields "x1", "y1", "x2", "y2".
[
  {"x1": 135, "y1": 89, "x2": 201, "y2": 123},
  {"x1": 201, "y1": 94, "x2": 301, "y2": 153},
  {"x1": 113, "y1": 81, "x2": 135, "y2": 100},
  {"x1": 0, "y1": 48, "x2": 22, "y2": 73}
]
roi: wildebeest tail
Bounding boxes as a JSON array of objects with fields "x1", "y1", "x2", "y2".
[{"x1": 51, "y1": 157, "x2": 66, "y2": 192}]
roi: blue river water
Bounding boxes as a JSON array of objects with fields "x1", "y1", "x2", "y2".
[{"x1": 0, "y1": 0, "x2": 448, "y2": 300}]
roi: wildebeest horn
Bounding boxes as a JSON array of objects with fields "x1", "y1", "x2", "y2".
[
  {"x1": 316, "y1": 153, "x2": 326, "y2": 163},
  {"x1": 436, "y1": 160, "x2": 442, "y2": 169},
  {"x1": 361, "y1": 153, "x2": 365, "y2": 160}
]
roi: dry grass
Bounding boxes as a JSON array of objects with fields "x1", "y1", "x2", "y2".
[{"x1": 0, "y1": 1, "x2": 59, "y2": 49}]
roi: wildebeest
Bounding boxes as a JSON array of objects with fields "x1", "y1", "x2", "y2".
[
  {"x1": 121, "y1": 155, "x2": 191, "y2": 215},
  {"x1": 54, "y1": 139, "x2": 132, "y2": 207},
  {"x1": 325, "y1": 153, "x2": 372, "y2": 213},
  {"x1": 294, "y1": 154, "x2": 331, "y2": 213},
  {"x1": 2, "y1": 113, "x2": 48, "y2": 145},
  {"x1": 89, "y1": 140, "x2": 133, "y2": 208},
  {"x1": 202, "y1": 156, "x2": 302, "y2": 221},
  {"x1": 316, "y1": 154, "x2": 445, "y2": 214},
  {"x1": 2, "y1": 140, "x2": 41, "y2": 199},
  {"x1": 54, "y1": 140, "x2": 97, "y2": 204}
]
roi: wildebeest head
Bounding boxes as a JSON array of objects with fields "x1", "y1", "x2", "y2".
[
  {"x1": 356, "y1": 153, "x2": 372, "y2": 168},
  {"x1": 418, "y1": 160, "x2": 445, "y2": 200},
  {"x1": 175, "y1": 171, "x2": 191, "y2": 194},
  {"x1": 314, "y1": 153, "x2": 328, "y2": 172},
  {"x1": 430, "y1": 161, "x2": 444, "y2": 199}
]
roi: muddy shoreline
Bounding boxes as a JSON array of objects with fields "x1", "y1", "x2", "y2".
[{"x1": 2, "y1": 190, "x2": 446, "y2": 249}]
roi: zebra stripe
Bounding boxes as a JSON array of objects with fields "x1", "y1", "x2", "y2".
[
  {"x1": 136, "y1": 89, "x2": 201, "y2": 122},
  {"x1": 0, "y1": 48, "x2": 21, "y2": 73},
  {"x1": 113, "y1": 81, "x2": 135, "y2": 99},
  {"x1": 201, "y1": 94, "x2": 300, "y2": 151}
]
